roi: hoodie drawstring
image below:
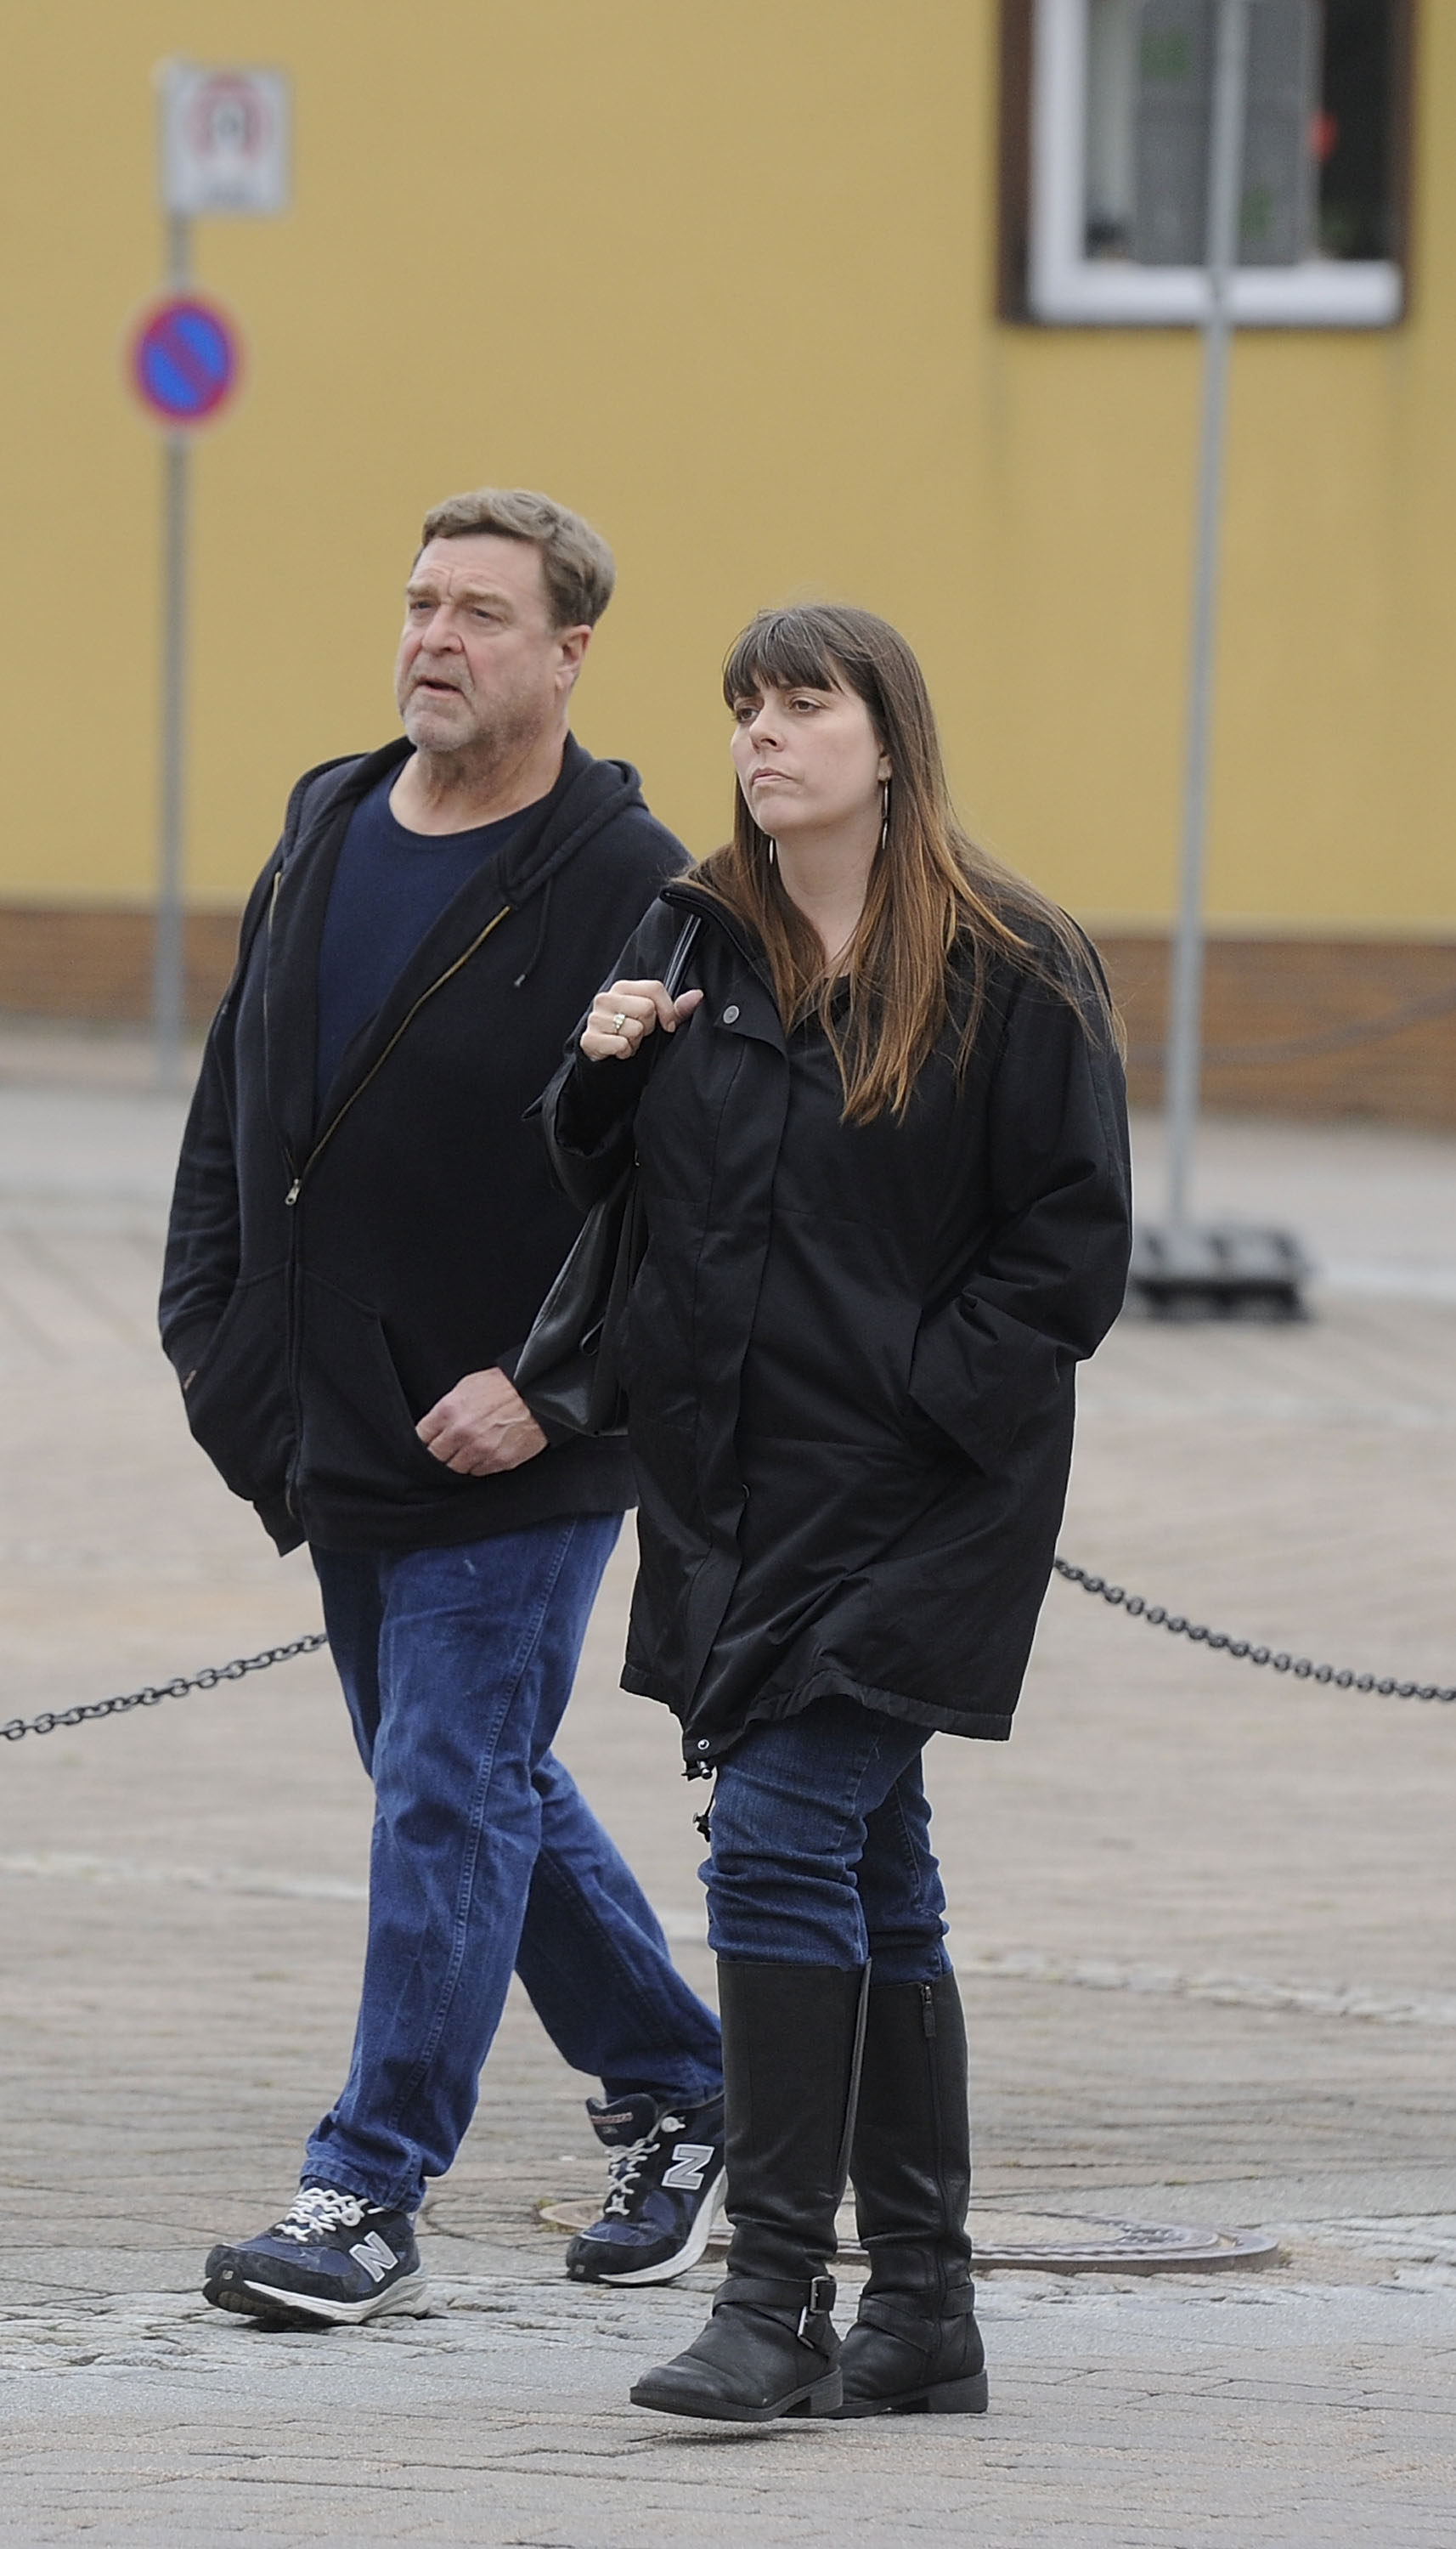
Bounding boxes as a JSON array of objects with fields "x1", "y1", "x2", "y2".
[{"x1": 513, "y1": 875, "x2": 556, "y2": 989}]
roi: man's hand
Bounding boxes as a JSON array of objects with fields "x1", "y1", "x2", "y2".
[{"x1": 416, "y1": 1367, "x2": 548, "y2": 1475}]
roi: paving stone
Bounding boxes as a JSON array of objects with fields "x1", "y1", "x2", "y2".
[{"x1": 0, "y1": 1034, "x2": 1453, "y2": 2541}]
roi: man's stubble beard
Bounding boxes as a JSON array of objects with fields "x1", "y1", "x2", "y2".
[{"x1": 402, "y1": 670, "x2": 555, "y2": 782}]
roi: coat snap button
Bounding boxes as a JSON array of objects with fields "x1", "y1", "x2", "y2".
[
  {"x1": 697, "y1": 1739, "x2": 711, "y2": 1750},
  {"x1": 721, "y1": 1004, "x2": 740, "y2": 1024}
]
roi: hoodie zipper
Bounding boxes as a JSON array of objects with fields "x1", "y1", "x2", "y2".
[
  {"x1": 278, "y1": 901, "x2": 512, "y2": 1513},
  {"x1": 282, "y1": 902, "x2": 512, "y2": 1207}
]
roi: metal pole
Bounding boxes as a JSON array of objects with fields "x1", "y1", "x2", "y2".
[
  {"x1": 153, "y1": 212, "x2": 190, "y2": 1091},
  {"x1": 1164, "y1": 0, "x2": 1251, "y2": 1233}
]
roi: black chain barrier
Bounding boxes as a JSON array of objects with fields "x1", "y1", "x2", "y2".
[
  {"x1": 1052, "y1": 1560, "x2": 1455, "y2": 1703},
  {"x1": 2, "y1": 1570, "x2": 1452, "y2": 1745},
  {"x1": 0, "y1": 1631, "x2": 330, "y2": 1744}
]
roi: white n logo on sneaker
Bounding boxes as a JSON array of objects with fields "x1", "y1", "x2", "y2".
[
  {"x1": 349, "y1": 2231, "x2": 398, "y2": 2283},
  {"x1": 661, "y1": 2142, "x2": 716, "y2": 2192}
]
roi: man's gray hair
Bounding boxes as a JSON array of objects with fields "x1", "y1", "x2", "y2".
[{"x1": 418, "y1": 488, "x2": 616, "y2": 629}]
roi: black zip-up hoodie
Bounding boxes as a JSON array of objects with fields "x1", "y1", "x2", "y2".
[{"x1": 161, "y1": 733, "x2": 686, "y2": 1554}]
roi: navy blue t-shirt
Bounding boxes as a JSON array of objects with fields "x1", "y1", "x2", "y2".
[{"x1": 315, "y1": 771, "x2": 533, "y2": 1107}]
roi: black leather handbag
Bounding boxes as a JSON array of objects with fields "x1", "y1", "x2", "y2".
[{"x1": 516, "y1": 914, "x2": 700, "y2": 1438}]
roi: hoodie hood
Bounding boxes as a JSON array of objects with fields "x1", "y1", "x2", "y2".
[
  {"x1": 285, "y1": 733, "x2": 647, "y2": 913},
  {"x1": 496, "y1": 741, "x2": 647, "y2": 905}
]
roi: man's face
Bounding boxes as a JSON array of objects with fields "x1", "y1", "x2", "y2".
[{"x1": 394, "y1": 534, "x2": 588, "y2": 758}]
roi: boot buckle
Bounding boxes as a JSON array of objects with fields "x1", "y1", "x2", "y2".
[{"x1": 797, "y1": 2275, "x2": 836, "y2": 2339}]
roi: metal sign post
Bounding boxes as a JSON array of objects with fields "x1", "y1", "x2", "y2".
[
  {"x1": 1164, "y1": 0, "x2": 1250, "y2": 1233},
  {"x1": 130, "y1": 274, "x2": 241, "y2": 1088},
  {"x1": 135, "y1": 62, "x2": 290, "y2": 1091},
  {"x1": 1126, "y1": 0, "x2": 1313, "y2": 1320},
  {"x1": 158, "y1": 212, "x2": 192, "y2": 1099}
]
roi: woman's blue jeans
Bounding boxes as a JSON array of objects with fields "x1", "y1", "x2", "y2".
[
  {"x1": 703, "y1": 1694, "x2": 952, "y2": 1979},
  {"x1": 307, "y1": 1516, "x2": 722, "y2": 2215}
]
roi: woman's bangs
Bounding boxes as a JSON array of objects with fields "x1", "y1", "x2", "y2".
[{"x1": 722, "y1": 613, "x2": 845, "y2": 709}]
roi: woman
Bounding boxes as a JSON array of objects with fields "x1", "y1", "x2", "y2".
[{"x1": 536, "y1": 605, "x2": 1131, "y2": 2423}]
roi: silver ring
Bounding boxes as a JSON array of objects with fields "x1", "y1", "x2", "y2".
[{"x1": 611, "y1": 1011, "x2": 629, "y2": 1034}]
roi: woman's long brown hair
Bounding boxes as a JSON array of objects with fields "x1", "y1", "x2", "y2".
[{"x1": 695, "y1": 603, "x2": 1120, "y2": 1123}]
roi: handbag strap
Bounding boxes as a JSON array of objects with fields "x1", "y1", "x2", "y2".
[
  {"x1": 660, "y1": 910, "x2": 701, "y2": 1000},
  {"x1": 615, "y1": 911, "x2": 700, "y2": 1147}
]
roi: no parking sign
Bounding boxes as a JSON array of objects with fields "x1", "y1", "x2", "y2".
[{"x1": 130, "y1": 294, "x2": 240, "y2": 428}]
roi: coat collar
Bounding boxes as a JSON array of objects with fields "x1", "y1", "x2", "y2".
[{"x1": 661, "y1": 880, "x2": 786, "y2": 1054}]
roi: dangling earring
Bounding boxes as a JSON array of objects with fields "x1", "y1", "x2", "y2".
[
  {"x1": 879, "y1": 778, "x2": 891, "y2": 854},
  {"x1": 766, "y1": 837, "x2": 778, "y2": 868}
]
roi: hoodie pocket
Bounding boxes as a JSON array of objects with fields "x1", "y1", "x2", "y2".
[
  {"x1": 182, "y1": 1270, "x2": 295, "y2": 1506},
  {"x1": 297, "y1": 1277, "x2": 465, "y2": 1506}
]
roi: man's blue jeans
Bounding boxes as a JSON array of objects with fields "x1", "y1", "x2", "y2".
[
  {"x1": 704, "y1": 1695, "x2": 952, "y2": 1979},
  {"x1": 307, "y1": 1517, "x2": 722, "y2": 2215}
]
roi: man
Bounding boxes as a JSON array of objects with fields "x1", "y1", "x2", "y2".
[{"x1": 161, "y1": 488, "x2": 723, "y2": 2326}]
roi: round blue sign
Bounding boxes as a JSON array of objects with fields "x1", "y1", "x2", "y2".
[{"x1": 131, "y1": 296, "x2": 240, "y2": 426}]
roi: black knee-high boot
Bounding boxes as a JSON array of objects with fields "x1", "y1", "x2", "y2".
[
  {"x1": 629, "y1": 1961, "x2": 868, "y2": 2422},
  {"x1": 837, "y1": 1973, "x2": 988, "y2": 2416}
]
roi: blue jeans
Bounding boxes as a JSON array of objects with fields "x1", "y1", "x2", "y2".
[
  {"x1": 703, "y1": 1696, "x2": 952, "y2": 1980},
  {"x1": 307, "y1": 1517, "x2": 722, "y2": 2214}
]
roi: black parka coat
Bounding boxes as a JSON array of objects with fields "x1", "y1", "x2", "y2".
[{"x1": 538, "y1": 883, "x2": 1132, "y2": 1773}]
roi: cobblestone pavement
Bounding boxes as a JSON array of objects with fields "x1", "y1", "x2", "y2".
[{"x1": 0, "y1": 1032, "x2": 1453, "y2": 2543}]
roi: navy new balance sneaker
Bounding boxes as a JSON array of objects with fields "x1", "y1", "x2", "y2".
[
  {"x1": 566, "y1": 2092, "x2": 725, "y2": 2286},
  {"x1": 202, "y1": 2183, "x2": 429, "y2": 2327}
]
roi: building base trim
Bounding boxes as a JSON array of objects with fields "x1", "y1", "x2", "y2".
[
  {"x1": 1095, "y1": 933, "x2": 1456, "y2": 1128},
  {"x1": 0, "y1": 907, "x2": 1451, "y2": 1128},
  {"x1": 0, "y1": 906, "x2": 241, "y2": 1031}
]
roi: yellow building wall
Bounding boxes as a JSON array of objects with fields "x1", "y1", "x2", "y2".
[{"x1": 0, "y1": 0, "x2": 1452, "y2": 934}]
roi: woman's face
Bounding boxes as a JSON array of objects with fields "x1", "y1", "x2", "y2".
[{"x1": 730, "y1": 674, "x2": 889, "y2": 843}]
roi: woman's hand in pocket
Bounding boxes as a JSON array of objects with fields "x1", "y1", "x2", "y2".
[
  {"x1": 580, "y1": 978, "x2": 703, "y2": 1062},
  {"x1": 416, "y1": 1367, "x2": 548, "y2": 1474}
]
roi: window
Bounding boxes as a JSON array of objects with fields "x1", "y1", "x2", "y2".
[{"x1": 1005, "y1": 0, "x2": 1409, "y2": 325}]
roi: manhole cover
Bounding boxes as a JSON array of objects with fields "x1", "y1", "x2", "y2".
[{"x1": 536, "y1": 2198, "x2": 1279, "y2": 2276}]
